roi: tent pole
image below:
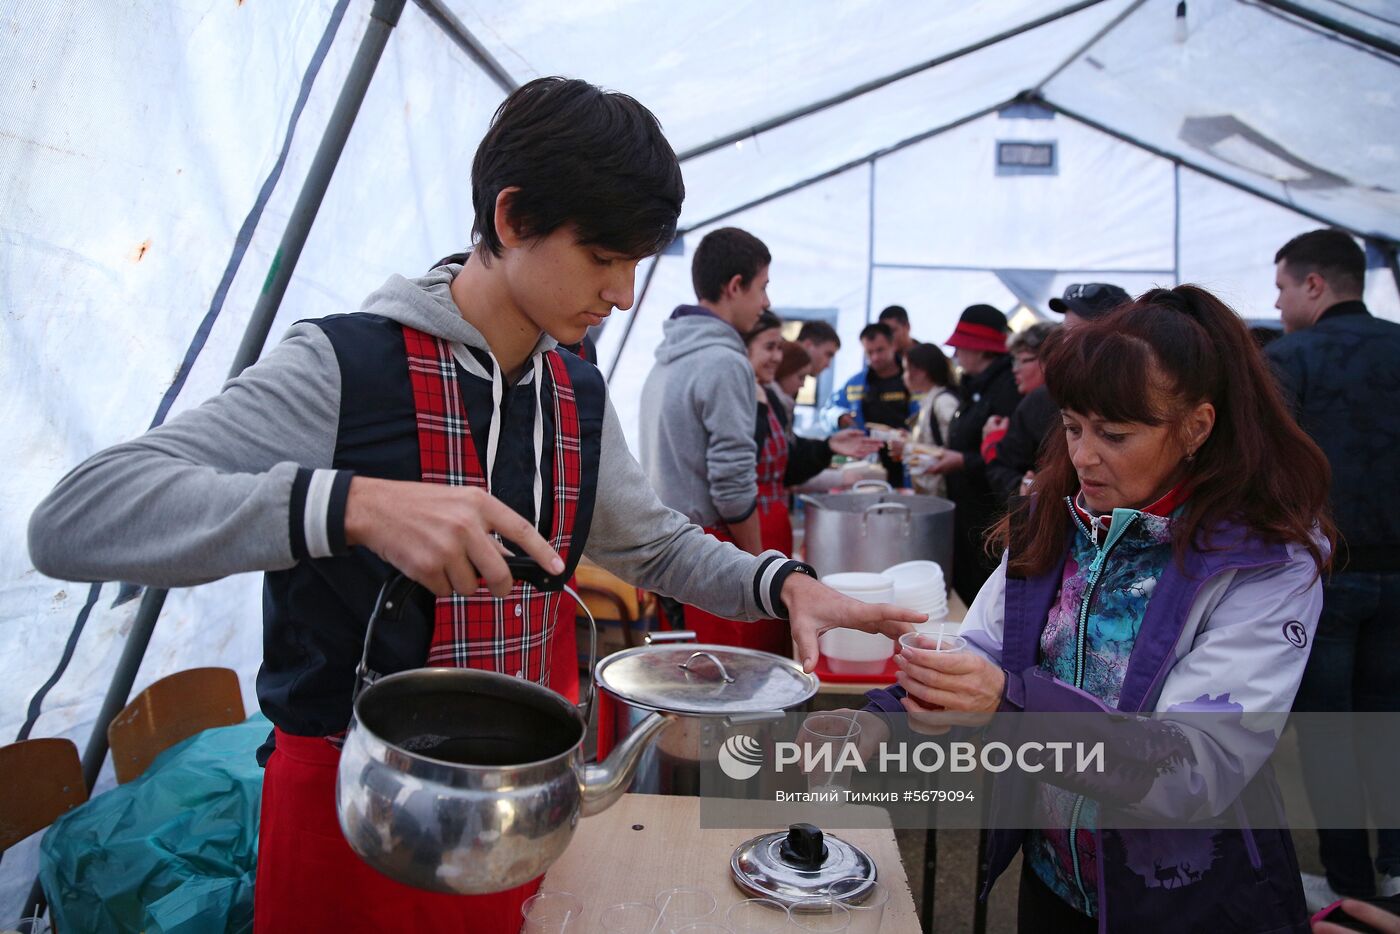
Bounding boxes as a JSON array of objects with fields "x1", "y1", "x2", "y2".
[
  {"x1": 675, "y1": 0, "x2": 1109, "y2": 163},
  {"x1": 1032, "y1": 0, "x2": 1148, "y2": 93},
  {"x1": 678, "y1": 102, "x2": 1007, "y2": 236},
  {"x1": 1251, "y1": 0, "x2": 1400, "y2": 58},
  {"x1": 604, "y1": 255, "x2": 663, "y2": 384},
  {"x1": 410, "y1": 0, "x2": 517, "y2": 93},
  {"x1": 1173, "y1": 161, "x2": 1182, "y2": 285},
  {"x1": 1032, "y1": 93, "x2": 1397, "y2": 249},
  {"x1": 231, "y1": 0, "x2": 409, "y2": 376},
  {"x1": 865, "y1": 160, "x2": 877, "y2": 324},
  {"x1": 21, "y1": 2, "x2": 411, "y2": 920}
]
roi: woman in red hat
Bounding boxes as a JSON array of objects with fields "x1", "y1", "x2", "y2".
[{"x1": 925, "y1": 304, "x2": 1022, "y2": 604}]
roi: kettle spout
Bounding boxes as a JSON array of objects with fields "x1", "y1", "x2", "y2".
[{"x1": 580, "y1": 711, "x2": 674, "y2": 817}]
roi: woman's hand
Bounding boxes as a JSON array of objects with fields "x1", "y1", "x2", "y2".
[
  {"x1": 982, "y1": 415, "x2": 1009, "y2": 440},
  {"x1": 893, "y1": 644, "x2": 1004, "y2": 734},
  {"x1": 1313, "y1": 900, "x2": 1400, "y2": 933},
  {"x1": 828, "y1": 429, "x2": 883, "y2": 459},
  {"x1": 925, "y1": 449, "x2": 966, "y2": 476}
]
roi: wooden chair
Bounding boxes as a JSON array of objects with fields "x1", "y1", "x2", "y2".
[
  {"x1": 107, "y1": 667, "x2": 246, "y2": 784},
  {"x1": 573, "y1": 560, "x2": 652, "y2": 648},
  {"x1": 0, "y1": 738, "x2": 87, "y2": 853}
]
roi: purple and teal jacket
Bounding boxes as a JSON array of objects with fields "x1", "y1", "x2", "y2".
[{"x1": 866, "y1": 496, "x2": 1325, "y2": 933}]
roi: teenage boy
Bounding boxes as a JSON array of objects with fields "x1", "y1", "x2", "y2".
[
  {"x1": 640, "y1": 227, "x2": 772, "y2": 557},
  {"x1": 797, "y1": 319, "x2": 841, "y2": 377},
  {"x1": 29, "y1": 79, "x2": 919, "y2": 932}
]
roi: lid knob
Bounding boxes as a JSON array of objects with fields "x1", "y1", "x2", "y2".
[{"x1": 780, "y1": 823, "x2": 828, "y2": 870}]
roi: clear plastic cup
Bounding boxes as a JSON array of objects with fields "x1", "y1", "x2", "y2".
[
  {"x1": 725, "y1": 897, "x2": 790, "y2": 932},
  {"x1": 898, "y1": 631, "x2": 967, "y2": 654},
  {"x1": 826, "y1": 878, "x2": 890, "y2": 934},
  {"x1": 787, "y1": 898, "x2": 851, "y2": 932},
  {"x1": 599, "y1": 901, "x2": 660, "y2": 933},
  {"x1": 797, "y1": 713, "x2": 863, "y2": 792},
  {"x1": 521, "y1": 891, "x2": 584, "y2": 933},
  {"x1": 654, "y1": 886, "x2": 716, "y2": 929}
]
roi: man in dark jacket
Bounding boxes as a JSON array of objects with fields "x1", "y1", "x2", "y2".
[
  {"x1": 1266, "y1": 228, "x2": 1400, "y2": 910},
  {"x1": 925, "y1": 304, "x2": 1021, "y2": 604}
]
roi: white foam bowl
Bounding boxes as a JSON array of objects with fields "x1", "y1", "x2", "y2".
[
  {"x1": 819, "y1": 573, "x2": 896, "y2": 673},
  {"x1": 820, "y1": 572, "x2": 895, "y2": 601},
  {"x1": 819, "y1": 628, "x2": 895, "y2": 674}
]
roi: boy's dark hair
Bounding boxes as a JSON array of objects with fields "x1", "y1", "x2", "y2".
[
  {"x1": 905, "y1": 342, "x2": 952, "y2": 388},
  {"x1": 859, "y1": 322, "x2": 893, "y2": 343},
  {"x1": 692, "y1": 228, "x2": 771, "y2": 302},
  {"x1": 1274, "y1": 228, "x2": 1365, "y2": 297},
  {"x1": 877, "y1": 305, "x2": 910, "y2": 327},
  {"x1": 797, "y1": 320, "x2": 840, "y2": 348},
  {"x1": 471, "y1": 77, "x2": 684, "y2": 263}
]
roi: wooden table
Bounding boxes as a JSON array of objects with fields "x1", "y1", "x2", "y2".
[{"x1": 543, "y1": 793, "x2": 921, "y2": 931}]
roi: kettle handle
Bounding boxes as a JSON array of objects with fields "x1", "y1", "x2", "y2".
[
  {"x1": 355, "y1": 573, "x2": 429, "y2": 704},
  {"x1": 354, "y1": 573, "x2": 601, "y2": 725},
  {"x1": 852, "y1": 479, "x2": 893, "y2": 493}
]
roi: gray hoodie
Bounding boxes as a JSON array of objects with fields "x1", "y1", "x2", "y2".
[
  {"x1": 638, "y1": 307, "x2": 758, "y2": 529},
  {"x1": 29, "y1": 267, "x2": 796, "y2": 622}
]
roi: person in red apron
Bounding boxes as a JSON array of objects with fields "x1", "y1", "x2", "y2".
[
  {"x1": 685, "y1": 313, "x2": 883, "y2": 655},
  {"x1": 684, "y1": 312, "x2": 793, "y2": 654},
  {"x1": 30, "y1": 79, "x2": 924, "y2": 933}
]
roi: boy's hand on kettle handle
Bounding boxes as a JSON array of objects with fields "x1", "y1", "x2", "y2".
[
  {"x1": 344, "y1": 476, "x2": 564, "y2": 598},
  {"x1": 782, "y1": 574, "x2": 923, "y2": 672}
]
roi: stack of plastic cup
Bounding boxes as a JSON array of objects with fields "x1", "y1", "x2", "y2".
[
  {"x1": 818, "y1": 572, "x2": 896, "y2": 674},
  {"x1": 882, "y1": 560, "x2": 950, "y2": 632}
]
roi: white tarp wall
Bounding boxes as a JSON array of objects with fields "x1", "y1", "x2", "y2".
[
  {"x1": 3, "y1": 0, "x2": 1399, "y2": 917},
  {"x1": 0, "y1": 0, "x2": 507, "y2": 910}
]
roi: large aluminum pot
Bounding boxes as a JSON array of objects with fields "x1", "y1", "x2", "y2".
[
  {"x1": 336, "y1": 576, "x2": 673, "y2": 895},
  {"x1": 595, "y1": 636, "x2": 820, "y2": 796},
  {"x1": 800, "y1": 480, "x2": 955, "y2": 582}
]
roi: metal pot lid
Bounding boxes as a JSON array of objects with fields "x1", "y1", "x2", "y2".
[
  {"x1": 593, "y1": 644, "x2": 817, "y2": 716},
  {"x1": 731, "y1": 824, "x2": 876, "y2": 906}
]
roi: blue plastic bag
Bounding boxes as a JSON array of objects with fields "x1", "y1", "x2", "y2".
[{"x1": 40, "y1": 714, "x2": 267, "y2": 933}]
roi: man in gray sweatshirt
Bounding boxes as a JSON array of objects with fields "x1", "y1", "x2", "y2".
[
  {"x1": 27, "y1": 80, "x2": 918, "y2": 932},
  {"x1": 639, "y1": 227, "x2": 772, "y2": 557}
]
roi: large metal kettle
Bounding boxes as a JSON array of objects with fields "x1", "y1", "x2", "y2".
[{"x1": 335, "y1": 573, "x2": 674, "y2": 895}]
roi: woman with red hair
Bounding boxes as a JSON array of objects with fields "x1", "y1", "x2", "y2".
[{"x1": 862, "y1": 286, "x2": 1334, "y2": 932}]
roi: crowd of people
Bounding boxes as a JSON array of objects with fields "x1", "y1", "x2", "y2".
[
  {"x1": 634, "y1": 220, "x2": 1400, "y2": 932},
  {"x1": 23, "y1": 75, "x2": 1400, "y2": 933}
]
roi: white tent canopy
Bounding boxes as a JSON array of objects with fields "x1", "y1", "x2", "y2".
[{"x1": 3, "y1": 0, "x2": 1398, "y2": 913}]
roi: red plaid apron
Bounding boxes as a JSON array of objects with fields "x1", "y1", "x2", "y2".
[
  {"x1": 403, "y1": 325, "x2": 581, "y2": 683},
  {"x1": 755, "y1": 404, "x2": 789, "y2": 511},
  {"x1": 681, "y1": 402, "x2": 792, "y2": 658},
  {"x1": 254, "y1": 328, "x2": 584, "y2": 934}
]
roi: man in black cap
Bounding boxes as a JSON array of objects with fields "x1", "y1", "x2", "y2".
[
  {"x1": 924, "y1": 303, "x2": 1021, "y2": 604},
  {"x1": 982, "y1": 283, "x2": 1132, "y2": 504},
  {"x1": 1048, "y1": 281, "x2": 1130, "y2": 327}
]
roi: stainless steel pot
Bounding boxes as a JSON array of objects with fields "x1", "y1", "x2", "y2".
[
  {"x1": 336, "y1": 575, "x2": 673, "y2": 895},
  {"x1": 800, "y1": 480, "x2": 955, "y2": 582},
  {"x1": 595, "y1": 634, "x2": 819, "y2": 796}
]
